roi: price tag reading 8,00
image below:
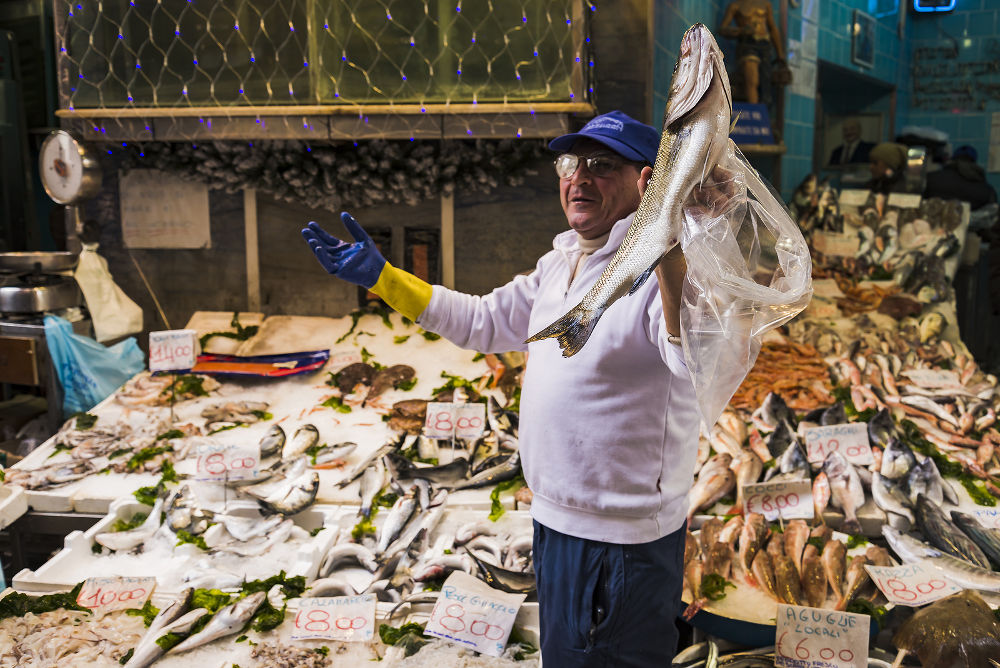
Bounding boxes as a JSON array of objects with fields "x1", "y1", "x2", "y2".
[
  {"x1": 864, "y1": 561, "x2": 962, "y2": 607},
  {"x1": 743, "y1": 479, "x2": 814, "y2": 521},
  {"x1": 291, "y1": 595, "x2": 376, "y2": 642},
  {"x1": 194, "y1": 442, "x2": 260, "y2": 482},
  {"x1": 775, "y1": 604, "x2": 868, "y2": 668},
  {"x1": 77, "y1": 576, "x2": 156, "y2": 615},
  {"x1": 425, "y1": 571, "x2": 526, "y2": 658},
  {"x1": 423, "y1": 402, "x2": 486, "y2": 440}
]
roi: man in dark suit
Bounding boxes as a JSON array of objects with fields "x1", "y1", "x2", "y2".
[{"x1": 829, "y1": 118, "x2": 875, "y2": 165}]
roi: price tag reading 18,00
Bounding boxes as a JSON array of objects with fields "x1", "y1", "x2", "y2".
[
  {"x1": 149, "y1": 329, "x2": 198, "y2": 372},
  {"x1": 77, "y1": 576, "x2": 156, "y2": 615},
  {"x1": 291, "y1": 595, "x2": 376, "y2": 642},
  {"x1": 743, "y1": 479, "x2": 814, "y2": 521},
  {"x1": 775, "y1": 604, "x2": 868, "y2": 668},
  {"x1": 803, "y1": 423, "x2": 873, "y2": 466},
  {"x1": 194, "y1": 441, "x2": 260, "y2": 482},
  {"x1": 864, "y1": 561, "x2": 962, "y2": 607},
  {"x1": 425, "y1": 571, "x2": 526, "y2": 658},
  {"x1": 423, "y1": 402, "x2": 486, "y2": 440}
]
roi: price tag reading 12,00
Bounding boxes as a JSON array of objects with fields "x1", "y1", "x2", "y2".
[
  {"x1": 77, "y1": 576, "x2": 156, "y2": 615},
  {"x1": 743, "y1": 479, "x2": 814, "y2": 521},
  {"x1": 803, "y1": 423, "x2": 873, "y2": 466},
  {"x1": 423, "y1": 402, "x2": 486, "y2": 439},
  {"x1": 425, "y1": 571, "x2": 526, "y2": 658},
  {"x1": 775, "y1": 604, "x2": 868, "y2": 668},
  {"x1": 291, "y1": 595, "x2": 376, "y2": 642},
  {"x1": 194, "y1": 442, "x2": 260, "y2": 482}
]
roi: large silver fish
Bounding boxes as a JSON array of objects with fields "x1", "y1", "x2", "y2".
[
  {"x1": 526, "y1": 23, "x2": 732, "y2": 355},
  {"x1": 169, "y1": 591, "x2": 266, "y2": 653}
]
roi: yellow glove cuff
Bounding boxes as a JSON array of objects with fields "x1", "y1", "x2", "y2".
[{"x1": 371, "y1": 263, "x2": 433, "y2": 322}]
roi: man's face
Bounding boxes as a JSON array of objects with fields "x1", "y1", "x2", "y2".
[
  {"x1": 559, "y1": 138, "x2": 643, "y2": 240},
  {"x1": 842, "y1": 121, "x2": 861, "y2": 143}
]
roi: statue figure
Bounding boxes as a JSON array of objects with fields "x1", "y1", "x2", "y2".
[{"x1": 719, "y1": 0, "x2": 789, "y2": 108}]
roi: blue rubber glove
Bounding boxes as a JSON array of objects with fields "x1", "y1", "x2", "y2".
[{"x1": 301, "y1": 213, "x2": 386, "y2": 289}]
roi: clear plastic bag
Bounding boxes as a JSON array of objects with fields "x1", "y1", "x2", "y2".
[
  {"x1": 43, "y1": 314, "x2": 145, "y2": 416},
  {"x1": 679, "y1": 140, "x2": 813, "y2": 428}
]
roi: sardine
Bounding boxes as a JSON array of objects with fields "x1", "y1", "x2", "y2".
[
  {"x1": 169, "y1": 591, "x2": 266, "y2": 653},
  {"x1": 881, "y1": 437, "x2": 917, "y2": 480},
  {"x1": 526, "y1": 23, "x2": 732, "y2": 355},
  {"x1": 822, "y1": 539, "x2": 847, "y2": 599},
  {"x1": 95, "y1": 498, "x2": 164, "y2": 552},
  {"x1": 824, "y1": 451, "x2": 865, "y2": 534},
  {"x1": 800, "y1": 555, "x2": 827, "y2": 608},
  {"x1": 451, "y1": 451, "x2": 520, "y2": 490},
  {"x1": 738, "y1": 513, "x2": 769, "y2": 574},
  {"x1": 773, "y1": 554, "x2": 803, "y2": 605},
  {"x1": 359, "y1": 461, "x2": 387, "y2": 519},
  {"x1": 915, "y1": 494, "x2": 991, "y2": 568},
  {"x1": 882, "y1": 525, "x2": 1000, "y2": 592},
  {"x1": 871, "y1": 472, "x2": 915, "y2": 524},
  {"x1": 951, "y1": 510, "x2": 1000, "y2": 569},
  {"x1": 282, "y1": 423, "x2": 320, "y2": 460}
]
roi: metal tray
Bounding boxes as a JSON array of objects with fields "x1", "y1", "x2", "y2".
[{"x1": 0, "y1": 252, "x2": 79, "y2": 274}]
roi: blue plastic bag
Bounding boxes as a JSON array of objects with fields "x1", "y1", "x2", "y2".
[{"x1": 44, "y1": 315, "x2": 145, "y2": 416}]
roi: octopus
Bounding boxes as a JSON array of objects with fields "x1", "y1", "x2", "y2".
[{"x1": 0, "y1": 608, "x2": 146, "y2": 667}]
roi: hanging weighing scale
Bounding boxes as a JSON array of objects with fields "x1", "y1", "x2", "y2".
[{"x1": 38, "y1": 130, "x2": 103, "y2": 248}]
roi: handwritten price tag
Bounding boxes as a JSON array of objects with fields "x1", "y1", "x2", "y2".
[
  {"x1": 425, "y1": 571, "x2": 526, "y2": 658},
  {"x1": 864, "y1": 561, "x2": 962, "y2": 607},
  {"x1": 887, "y1": 192, "x2": 922, "y2": 209},
  {"x1": 291, "y1": 595, "x2": 375, "y2": 642},
  {"x1": 423, "y1": 402, "x2": 486, "y2": 440},
  {"x1": 149, "y1": 330, "x2": 198, "y2": 372},
  {"x1": 775, "y1": 604, "x2": 868, "y2": 668},
  {"x1": 77, "y1": 576, "x2": 155, "y2": 614},
  {"x1": 328, "y1": 350, "x2": 363, "y2": 371},
  {"x1": 743, "y1": 479, "x2": 814, "y2": 521},
  {"x1": 838, "y1": 189, "x2": 870, "y2": 208},
  {"x1": 803, "y1": 423, "x2": 873, "y2": 466},
  {"x1": 194, "y1": 442, "x2": 260, "y2": 482},
  {"x1": 972, "y1": 508, "x2": 1000, "y2": 529}
]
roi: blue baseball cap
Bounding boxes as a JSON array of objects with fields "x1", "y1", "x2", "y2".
[{"x1": 548, "y1": 110, "x2": 659, "y2": 165}]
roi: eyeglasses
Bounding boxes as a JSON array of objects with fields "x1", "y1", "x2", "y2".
[{"x1": 553, "y1": 152, "x2": 635, "y2": 179}]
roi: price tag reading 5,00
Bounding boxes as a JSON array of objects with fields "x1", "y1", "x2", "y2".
[
  {"x1": 194, "y1": 442, "x2": 260, "y2": 482},
  {"x1": 291, "y1": 595, "x2": 375, "y2": 642},
  {"x1": 77, "y1": 576, "x2": 156, "y2": 615},
  {"x1": 775, "y1": 604, "x2": 868, "y2": 668}
]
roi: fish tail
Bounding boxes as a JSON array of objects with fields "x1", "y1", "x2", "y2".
[
  {"x1": 628, "y1": 259, "x2": 660, "y2": 296},
  {"x1": 681, "y1": 597, "x2": 706, "y2": 621},
  {"x1": 525, "y1": 304, "x2": 605, "y2": 357}
]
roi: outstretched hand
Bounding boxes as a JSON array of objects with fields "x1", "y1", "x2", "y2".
[{"x1": 301, "y1": 213, "x2": 387, "y2": 289}]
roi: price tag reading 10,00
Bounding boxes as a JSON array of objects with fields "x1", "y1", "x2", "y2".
[
  {"x1": 194, "y1": 442, "x2": 260, "y2": 482},
  {"x1": 775, "y1": 604, "x2": 868, "y2": 668},
  {"x1": 291, "y1": 595, "x2": 376, "y2": 642},
  {"x1": 77, "y1": 576, "x2": 156, "y2": 614}
]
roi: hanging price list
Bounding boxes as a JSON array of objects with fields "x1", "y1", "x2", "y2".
[
  {"x1": 775, "y1": 604, "x2": 868, "y2": 668},
  {"x1": 423, "y1": 402, "x2": 486, "y2": 439},
  {"x1": 425, "y1": 571, "x2": 526, "y2": 658},
  {"x1": 743, "y1": 479, "x2": 814, "y2": 521},
  {"x1": 291, "y1": 595, "x2": 376, "y2": 642},
  {"x1": 803, "y1": 423, "x2": 873, "y2": 466},
  {"x1": 864, "y1": 561, "x2": 962, "y2": 607},
  {"x1": 77, "y1": 576, "x2": 156, "y2": 614},
  {"x1": 194, "y1": 442, "x2": 260, "y2": 482}
]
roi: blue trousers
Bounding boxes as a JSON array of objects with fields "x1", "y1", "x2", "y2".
[{"x1": 532, "y1": 520, "x2": 686, "y2": 667}]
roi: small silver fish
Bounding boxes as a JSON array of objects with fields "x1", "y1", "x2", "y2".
[
  {"x1": 359, "y1": 462, "x2": 387, "y2": 519},
  {"x1": 258, "y1": 424, "x2": 285, "y2": 458},
  {"x1": 282, "y1": 424, "x2": 320, "y2": 460},
  {"x1": 168, "y1": 591, "x2": 266, "y2": 653},
  {"x1": 871, "y1": 472, "x2": 914, "y2": 525},
  {"x1": 95, "y1": 498, "x2": 164, "y2": 552},
  {"x1": 319, "y1": 542, "x2": 379, "y2": 577},
  {"x1": 377, "y1": 490, "x2": 418, "y2": 554}
]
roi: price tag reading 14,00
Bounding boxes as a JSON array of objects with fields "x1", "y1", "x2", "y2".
[
  {"x1": 775, "y1": 604, "x2": 868, "y2": 668},
  {"x1": 77, "y1": 576, "x2": 156, "y2": 615},
  {"x1": 194, "y1": 442, "x2": 260, "y2": 482}
]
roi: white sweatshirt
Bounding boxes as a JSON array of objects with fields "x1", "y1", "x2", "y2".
[{"x1": 418, "y1": 213, "x2": 700, "y2": 543}]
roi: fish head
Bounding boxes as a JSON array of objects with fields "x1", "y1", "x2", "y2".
[{"x1": 665, "y1": 24, "x2": 732, "y2": 127}]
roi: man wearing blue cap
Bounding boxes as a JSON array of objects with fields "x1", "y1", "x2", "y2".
[{"x1": 303, "y1": 110, "x2": 698, "y2": 666}]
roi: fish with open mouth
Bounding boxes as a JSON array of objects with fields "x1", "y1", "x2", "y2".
[{"x1": 526, "y1": 23, "x2": 732, "y2": 355}]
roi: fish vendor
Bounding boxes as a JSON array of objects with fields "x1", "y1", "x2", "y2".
[{"x1": 303, "y1": 110, "x2": 701, "y2": 666}]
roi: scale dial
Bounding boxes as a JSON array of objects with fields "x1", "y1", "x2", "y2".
[{"x1": 39, "y1": 130, "x2": 102, "y2": 205}]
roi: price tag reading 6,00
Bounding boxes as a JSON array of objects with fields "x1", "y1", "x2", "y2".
[
  {"x1": 77, "y1": 576, "x2": 156, "y2": 615},
  {"x1": 194, "y1": 442, "x2": 260, "y2": 482},
  {"x1": 775, "y1": 604, "x2": 868, "y2": 668}
]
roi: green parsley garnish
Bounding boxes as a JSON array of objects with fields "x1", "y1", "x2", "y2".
[
  {"x1": 700, "y1": 573, "x2": 736, "y2": 601},
  {"x1": 489, "y1": 473, "x2": 526, "y2": 521},
  {"x1": 175, "y1": 529, "x2": 210, "y2": 550},
  {"x1": 394, "y1": 335, "x2": 411, "y2": 344},
  {"x1": 321, "y1": 395, "x2": 352, "y2": 413},
  {"x1": 74, "y1": 413, "x2": 98, "y2": 430},
  {"x1": 126, "y1": 599, "x2": 160, "y2": 626},
  {"x1": 198, "y1": 312, "x2": 259, "y2": 349}
]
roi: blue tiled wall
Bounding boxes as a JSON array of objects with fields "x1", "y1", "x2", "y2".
[{"x1": 906, "y1": 2, "x2": 1000, "y2": 195}]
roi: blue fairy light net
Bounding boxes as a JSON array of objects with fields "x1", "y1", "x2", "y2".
[{"x1": 56, "y1": 0, "x2": 591, "y2": 110}]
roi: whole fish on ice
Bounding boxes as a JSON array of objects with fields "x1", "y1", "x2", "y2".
[{"x1": 527, "y1": 23, "x2": 732, "y2": 355}]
